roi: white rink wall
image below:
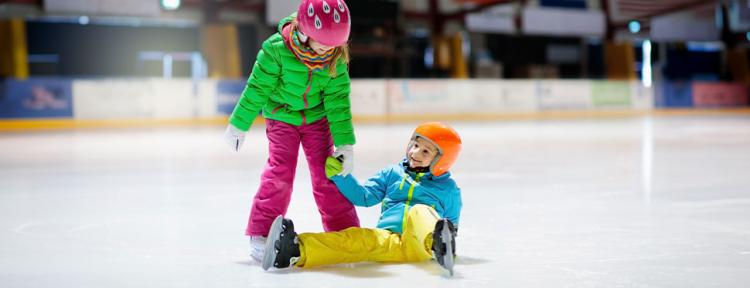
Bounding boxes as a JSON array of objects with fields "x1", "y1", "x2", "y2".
[
  {"x1": 7, "y1": 77, "x2": 749, "y2": 123},
  {"x1": 72, "y1": 79, "x2": 219, "y2": 120},
  {"x1": 67, "y1": 79, "x2": 654, "y2": 121}
]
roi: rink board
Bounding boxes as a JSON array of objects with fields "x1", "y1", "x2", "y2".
[
  {"x1": 10, "y1": 78, "x2": 750, "y2": 125},
  {"x1": 0, "y1": 78, "x2": 73, "y2": 119},
  {"x1": 536, "y1": 80, "x2": 593, "y2": 110},
  {"x1": 691, "y1": 82, "x2": 749, "y2": 107},
  {"x1": 72, "y1": 79, "x2": 216, "y2": 119}
]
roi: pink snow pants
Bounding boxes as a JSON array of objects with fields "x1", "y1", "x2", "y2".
[{"x1": 246, "y1": 118, "x2": 360, "y2": 236}]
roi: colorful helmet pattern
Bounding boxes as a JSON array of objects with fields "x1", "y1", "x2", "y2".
[
  {"x1": 408, "y1": 122, "x2": 462, "y2": 177},
  {"x1": 296, "y1": 0, "x2": 351, "y2": 47}
]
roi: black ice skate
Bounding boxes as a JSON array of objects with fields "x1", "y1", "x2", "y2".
[
  {"x1": 432, "y1": 218, "x2": 457, "y2": 276},
  {"x1": 261, "y1": 215, "x2": 300, "y2": 271}
]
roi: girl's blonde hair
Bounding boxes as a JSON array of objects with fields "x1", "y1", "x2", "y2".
[{"x1": 290, "y1": 18, "x2": 350, "y2": 76}]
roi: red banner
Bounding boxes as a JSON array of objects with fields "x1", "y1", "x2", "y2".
[{"x1": 692, "y1": 82, "x2": 749, "y2": 107}]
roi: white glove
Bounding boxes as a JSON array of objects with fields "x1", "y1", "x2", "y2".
[
  {"x1": 332, "y1": 145, "x2": 353, "y2": 176},
  {"x1": 224, "y1": 124, "x2": 246, "y2": 152}
]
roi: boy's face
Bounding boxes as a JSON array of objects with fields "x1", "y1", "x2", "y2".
[{"x1": 407, "y1": 137, "x2": 439, "y2": 169}]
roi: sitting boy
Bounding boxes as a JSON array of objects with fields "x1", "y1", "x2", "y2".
[{"x1": 262, "y1": 122, "x2": 463, "y2": 275}]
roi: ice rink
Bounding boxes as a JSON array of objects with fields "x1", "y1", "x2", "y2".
[{"x1": 1, "y1": 115, "x2": 750, "y2": 288}]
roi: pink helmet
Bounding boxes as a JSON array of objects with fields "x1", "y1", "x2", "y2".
[{"x1": 296, "y1": 0, "x2": 351, "y2": 47}]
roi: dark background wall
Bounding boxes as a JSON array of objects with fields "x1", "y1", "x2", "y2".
[{"x1": 26, "y1": 21, "x2": 201, "y2": 77}]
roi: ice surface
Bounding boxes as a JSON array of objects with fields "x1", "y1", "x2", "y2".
[{"x1": 1, "y1": 116, "x2": 750, "y2": 287}]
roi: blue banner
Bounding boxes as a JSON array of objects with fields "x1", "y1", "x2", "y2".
[
  {"x1": 657, "y1": 81, "x2": 694, "y2": 108},
  {"x1": 216, "y1": 80, "x2": 246, "y2": 115},
  {"x1": 0, "y1": 78, "x2": 73, "y2": 119}
]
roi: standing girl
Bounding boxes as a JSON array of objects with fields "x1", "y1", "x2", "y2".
[{"x1": 224, "y1": 0, "x2": 359, "y2": 260}]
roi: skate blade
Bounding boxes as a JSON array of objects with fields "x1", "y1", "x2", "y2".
[
  {"x1": 440, "y1": 220, "x2": 454, "y2": 276},
  {"x1": 261, "y1": 215, "x2": 284, "y2": 271}
]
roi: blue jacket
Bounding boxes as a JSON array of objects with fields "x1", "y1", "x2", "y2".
[{"x1": 331, "y1": 159, "x2": 462, "y2": 234}]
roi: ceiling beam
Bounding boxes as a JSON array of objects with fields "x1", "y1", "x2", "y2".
[
  {"x1": 181, "y1": 0, "x2": 264, "y2": 13},
  {"x1": 403, "y1": 0, "x2": 516, "y2": 21},
  {"x1": 611, "y1": 0, "x2": 717, "y2": 28},
  {"x1": 0, "y1": 0, "x2": 41, "y2": 6}
]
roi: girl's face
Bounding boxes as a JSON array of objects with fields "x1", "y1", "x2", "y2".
[
  {"x1": 407, "y1": 137, "x2": 439, "y2": 169},
  {"x1": 308, "y1": 38, "x2": 334, "y2": 55}
]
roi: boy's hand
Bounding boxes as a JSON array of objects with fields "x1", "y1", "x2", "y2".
[{"x1": 325, "y1": 156, "x2": 343, "y2": 179}]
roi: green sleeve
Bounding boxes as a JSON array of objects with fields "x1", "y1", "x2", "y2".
[
  {"x1": 322, "y1": 61, "x2": 356, "y2": 146},
  {"x1": 229, "y1": 39, "x2": 281, "y2": 131}
]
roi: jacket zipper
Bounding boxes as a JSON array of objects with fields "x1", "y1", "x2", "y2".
[
  {"x1": 301, "y1": 70, "x2": 312, "y2": 108},
  {"x1": 298, "y1": 70, "x2": 312, "y2": 125},
  {"x1": 401, "y1": 172, "x2": 423, "y2": 232},
  {"x1": 271, "y1": 70, "x2": 312, "y2": 124}
]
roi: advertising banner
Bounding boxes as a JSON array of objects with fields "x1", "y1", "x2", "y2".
[
  {"x1": 656, "y1": 81, "x2": 693, "y2": 108},
  {"x1": 0, "y1": 78, "x2": 73, "y2": 119},
  {"x1": 692, "y1": 82, "x2": 749, "y2": 107},
  {"x1": 591, "y1": 81, "x2": 631, "y2": 108},
  {"x1": 216, "y1": 80, "x2": 246, "y2": 116},
  {"x1": 387, "y1": 79, "x2": 465, "y2": 114}
]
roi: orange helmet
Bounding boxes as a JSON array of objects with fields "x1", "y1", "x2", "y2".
[{"x1": 407, "y1": 122, "x2": 462, "y2": 176}]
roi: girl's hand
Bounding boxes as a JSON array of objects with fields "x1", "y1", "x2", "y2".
[
  {"x1": 224, "y1": 124, "x2": 246, "y2": 152},
  {"x1": 332, "y1": 145, "x2": 353, "y2": 176}
]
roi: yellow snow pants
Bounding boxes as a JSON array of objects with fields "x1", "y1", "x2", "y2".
[{"x1": 296, "y1": 204, "x2": 440, "y2": 268}]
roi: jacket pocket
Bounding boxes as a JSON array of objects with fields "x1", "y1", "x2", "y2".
[{"x1": 271, "y1": 104, "x2": 288, "y2": 114}]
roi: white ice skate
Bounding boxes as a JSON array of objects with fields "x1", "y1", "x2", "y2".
[{"x1": 249, "y1": 236, "x2": 266, "y2": 262}]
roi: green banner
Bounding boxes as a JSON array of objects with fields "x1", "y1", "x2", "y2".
[{"x1": 591, "y1": 81, "x2": 631, "y2": 107}]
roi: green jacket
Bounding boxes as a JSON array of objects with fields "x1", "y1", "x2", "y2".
[{"x1": 228, "y1": 14, "x2": 355, "y2": 146}]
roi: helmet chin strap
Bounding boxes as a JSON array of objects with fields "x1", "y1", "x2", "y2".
[
  {"x1": 407, "y1": 165, "x2": 430, "y2": 173},
  {"x1": 407, "y1": 157, "x2": 439, "y2": 174}
]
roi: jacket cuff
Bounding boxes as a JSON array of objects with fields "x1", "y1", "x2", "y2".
[{"x1": 229, "y1": 115, "x2": 252, "y2": 132}]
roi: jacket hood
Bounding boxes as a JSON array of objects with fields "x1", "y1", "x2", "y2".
[{"x1": 278, "y1": 13, "x2": 297, "y2": 34}]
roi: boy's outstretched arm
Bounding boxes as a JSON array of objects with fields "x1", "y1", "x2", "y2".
[{"x1": 325, "y1": 157, "x2": 388, "y2": 207}]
